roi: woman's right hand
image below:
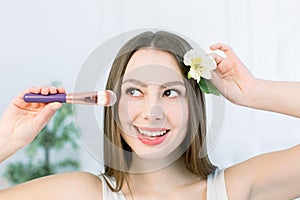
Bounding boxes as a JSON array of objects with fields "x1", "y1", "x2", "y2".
[{"x1": 0, "y1": 86, "x2": 64, "y2": 162}]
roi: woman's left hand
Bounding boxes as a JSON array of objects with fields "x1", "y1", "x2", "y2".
[{"x1": 209, "y1": 43, "x2": 258, "y2": 106}]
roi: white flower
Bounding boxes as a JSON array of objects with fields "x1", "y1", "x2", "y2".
[{"x1": 183, "y1": 49, "x2": 216, "y2": 82}]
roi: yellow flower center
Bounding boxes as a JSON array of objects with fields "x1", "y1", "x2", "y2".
[{"x1": 191, "y1": 57, "x2": 204, "y2": 71}]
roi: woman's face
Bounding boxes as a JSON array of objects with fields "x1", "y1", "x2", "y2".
[{"x1": 118, "y1": 48, "x2": 189, "y2": 159}]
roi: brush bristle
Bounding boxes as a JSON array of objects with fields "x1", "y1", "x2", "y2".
[{"x1": 97, "y1": 90, "x2": 117, "y2": 106}]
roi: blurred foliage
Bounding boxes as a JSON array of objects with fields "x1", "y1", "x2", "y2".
[{"x1": 4, "y1": 81, "x2": 80, "y2": 185}]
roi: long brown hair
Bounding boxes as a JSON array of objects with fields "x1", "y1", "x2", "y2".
[{"x1": 103, "y1": 31, "x2": 216, "y2": 192}]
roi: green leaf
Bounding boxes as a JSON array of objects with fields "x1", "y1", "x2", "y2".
[
  {"x1": 199, "y1": 78, "x2": 220, "y2": 96},
  {"x1": 187, "y1": 71, "x2": 192, "y2": 79}
]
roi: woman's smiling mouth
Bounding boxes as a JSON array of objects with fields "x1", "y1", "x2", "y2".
[{"x1": 134, "y1": 126, "x2": 170, "y2": 145}]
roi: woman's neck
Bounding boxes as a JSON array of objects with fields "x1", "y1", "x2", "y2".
[{"x1": 127, "y1": 156, "x2": 200, "y2": 194}]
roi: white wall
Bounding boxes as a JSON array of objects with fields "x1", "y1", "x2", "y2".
[{"x1": 1, "y1": 0, "x2": 300, "y2": 188}]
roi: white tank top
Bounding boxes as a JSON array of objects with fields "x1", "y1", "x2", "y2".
[{"x1": 98, "y1": 168, "x2": 228, "y2": 200}]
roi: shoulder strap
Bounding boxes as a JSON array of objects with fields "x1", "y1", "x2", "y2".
[
  {"x1": 98, "y1": 175, "x2": 127, "y2": 200},
  {"x1": 207, "y1": 169, "x2": 229, "y2": 200}
]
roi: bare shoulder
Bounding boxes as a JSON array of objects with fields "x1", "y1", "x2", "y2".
[
  {"x1": 45, "y1": 171, "x2": 104, "y2": 198},
  {"x1": 0, "y1": 171, "x2": 103, "y2": 200},
  {"x1": 224, "y1": 159, "x2": 254, "y2": 200}
]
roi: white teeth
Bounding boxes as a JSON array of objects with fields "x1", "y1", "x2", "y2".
[{"x1": 137, "y1": 128, "x2": 167, "y2": 137}]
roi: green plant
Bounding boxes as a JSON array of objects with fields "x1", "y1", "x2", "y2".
[{"x1": 4, "y1": 82, "x2": 80, "y2": 185}]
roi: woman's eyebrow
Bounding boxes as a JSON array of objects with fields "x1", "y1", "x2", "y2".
[
  {"x1": 122, "y1": 78, "x2": 185, "y2": 88},
  {"x1": 122, "y1": 79, "x2": 147, "y2": 87},
  {"x1": 161, "y1": 81, "x2": 185, "y2": 88}
]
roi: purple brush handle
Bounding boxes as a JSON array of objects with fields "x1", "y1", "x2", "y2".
[{"x1": 23, "y1": 93, "x2": 66, "y2": 103}]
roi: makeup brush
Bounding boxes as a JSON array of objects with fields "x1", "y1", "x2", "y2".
[{"x1": 23, "y1": 90, "x2": 117, "y2": 106}]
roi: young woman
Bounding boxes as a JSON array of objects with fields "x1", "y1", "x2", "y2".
[{"x1": 0, "y1": 31, "x2": 299, "y2": 200}]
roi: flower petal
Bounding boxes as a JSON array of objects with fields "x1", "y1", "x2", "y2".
[
  {"x1": 208, "y1": 54, "x2": 217, "y2": 69},
  {"x1": 197, "y1": 75, "x2": 201, "y2": 83},
  {"x1": 183, "y1": 49, "x2": 195, "y2": 66},
  {"x1": 189, "y1": 68, "x2": 197, "y2": 79},
  {"x1": 201, "y1": 69, "x2": 212, "y2": 79},
  {"x1": 201, "y1": 55, "x2": 216, "y2": 70},
  {"x1": 190, "y1": 68, "x2": 201, "y2": 83}
]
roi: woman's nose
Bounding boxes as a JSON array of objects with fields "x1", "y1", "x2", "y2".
[{"x1": 142, "y1": 104, "x2": 164, "y2": 122}]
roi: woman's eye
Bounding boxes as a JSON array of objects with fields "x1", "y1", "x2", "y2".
[
  {"x1": 163, "y1": 89, "x2": 179, "y2": 98},
  {"x1": 125, "y1": 88, "x2": 143, "y2": 97}
]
